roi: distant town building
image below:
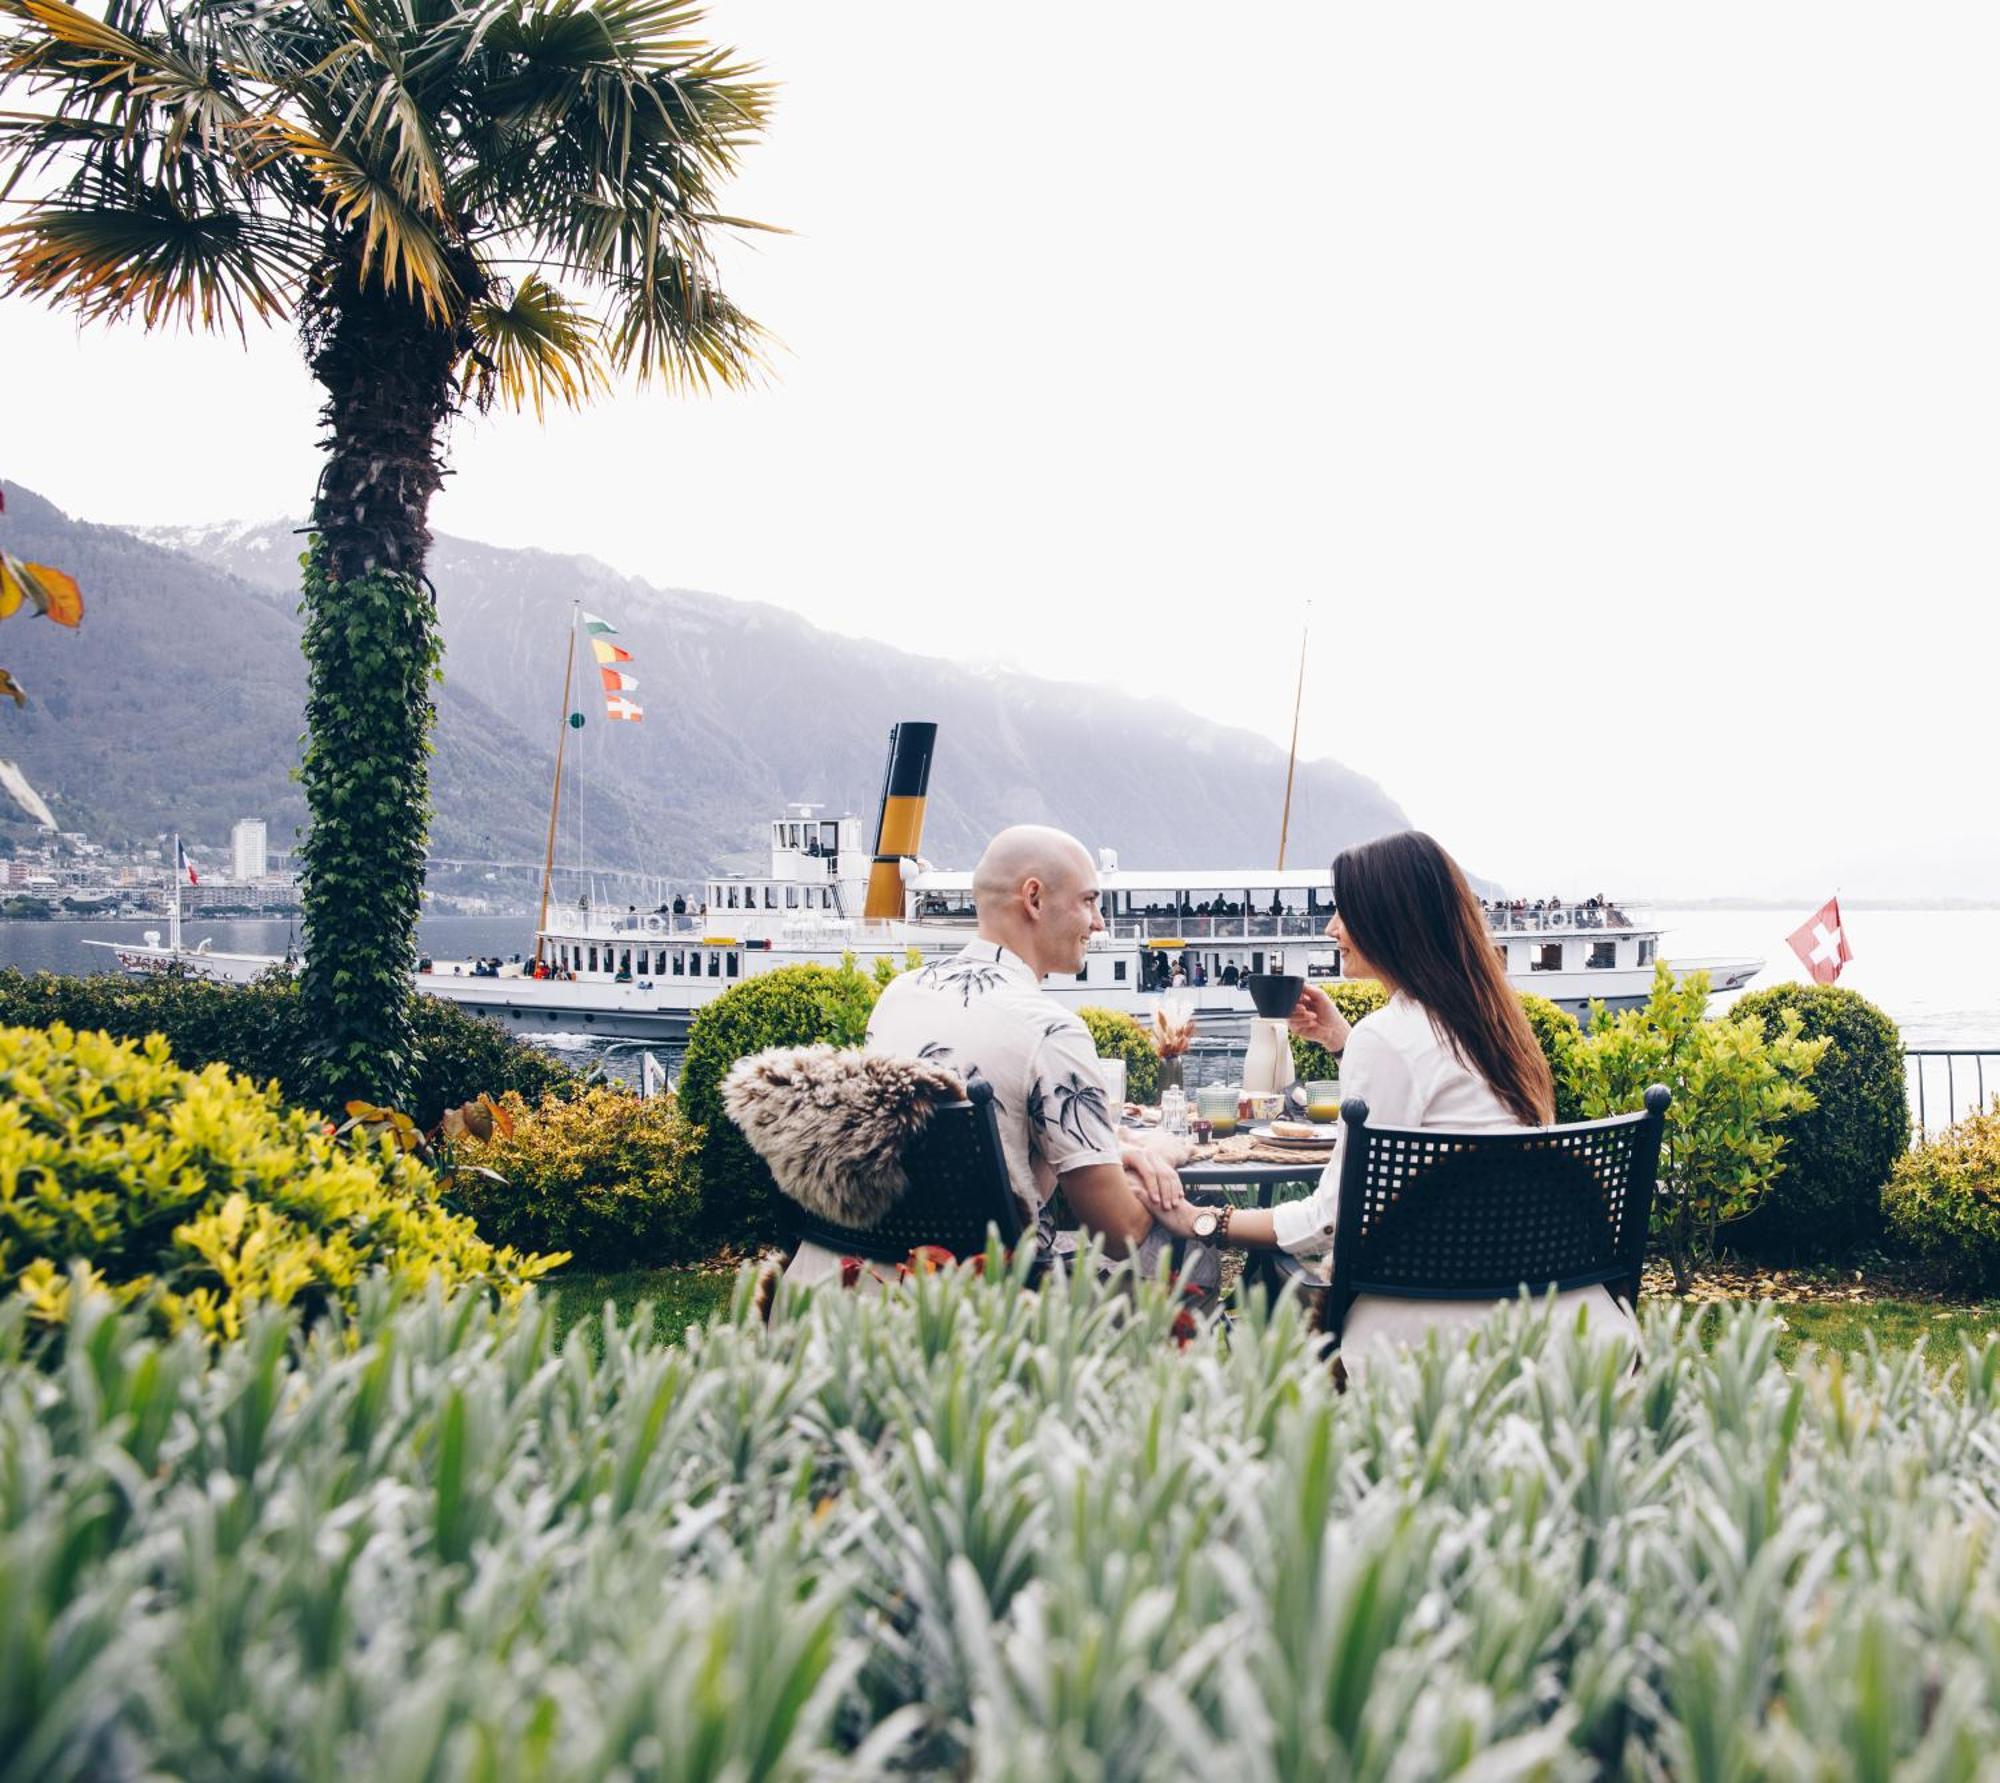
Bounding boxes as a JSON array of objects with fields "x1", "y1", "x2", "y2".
[{"x1": 232, "y1": 818, "x2": 268, "y2": 882}]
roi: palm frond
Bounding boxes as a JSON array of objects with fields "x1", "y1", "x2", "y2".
[
  {"x1": 0, "y1": 195, "x2": 302, "y2": 329},
  {"x1": 261, "y1": 117, "x2": 460, "y2": 318},
  {"x1": 604, "y1": 248, "x2": 763, "y2": 392},
  {"x1": 462, "y1": 271, "x2": 605, "y2": 416},
  {"x1": 1, "y1": 0, "x2": 256, "y2": 162}
]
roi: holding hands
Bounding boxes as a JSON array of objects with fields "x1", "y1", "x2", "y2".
[{"x1": 1121, "y1": 1138, "x2": 1188, "y2": 1215}]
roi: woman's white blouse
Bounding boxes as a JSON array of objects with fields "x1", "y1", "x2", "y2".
[{"x1": 1269, "y1": 989, "x2": 1524, "y2": 1256}]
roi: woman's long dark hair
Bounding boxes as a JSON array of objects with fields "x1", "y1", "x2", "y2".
[{"x1": 1333, "y1": 831, "x2": 1555, "y2": 1126}]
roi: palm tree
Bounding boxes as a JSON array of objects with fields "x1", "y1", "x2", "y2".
[{"x1": 0, "y1": 0, "x2": 770, "y2": 1103}]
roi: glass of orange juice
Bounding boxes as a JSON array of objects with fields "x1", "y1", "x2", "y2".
[
  {"x1": 1197, "y1": 1085, "x2": 1240, "y2": 1135},
  {"x1": 1303, "y1": 1079, "x2": 1341, "y2": 1121}
]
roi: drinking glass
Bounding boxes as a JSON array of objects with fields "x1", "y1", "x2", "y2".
[
  {"x1": 1303, "y1": 1079, "x2": 1341, "y2": 1121},
  {"x1": 1099, "y1": 1055, "x2": 1128, "y2": 1111},
  {"x1": 1197, "y1": 1085, "x2": 1239, "y2": 1135}
]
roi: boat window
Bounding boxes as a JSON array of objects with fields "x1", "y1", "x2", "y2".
[
  {"x1": 1638, "y1": 938, "x2": 1655, "y2": 965},
  {"x1": 1589, "y1": 941, "x2": 1616, "y2": 969},
  {"x1": 764, "y1": 886, "x2": 778, "y2": 909},
  {"x1": 1114, "y1": 959, "x2": 1127, "y2": 982},
  {"x1": 619, "y1": 949, "x2": 631, "y2": 976},
  {"x1": 707, "y1": 951, "x2": 720, "y2": 977},
  {"x1": 1495, "y1": 945, "x2": 1508, "y2": 970},
  {"x1": 588, "y1": 946, "x2": 599, "y2": 973},
  {"x1": 669, "y1": 950, "x2": 682, "y2": 975},
  {"x1": 1075, "y1": 964, "x2": 1087, "y2": 982},
  {"x1": 819, "y1": 822, "x2": 838, "y2": 855},
  {"x1": 1534, "y1": 943, "x2": 1562, "y2": 972},
  {"x1": 726, "y1": 951, "x2": 740, "y2": 979},
  {"x1": 785, "y1": 886, "x2": 798, "y2": 908}
]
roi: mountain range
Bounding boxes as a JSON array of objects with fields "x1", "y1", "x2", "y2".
[{"x1": 0, "y1": 480, "x2": 1410, "y2": 886}]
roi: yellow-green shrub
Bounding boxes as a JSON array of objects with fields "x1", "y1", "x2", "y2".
[
  {"x1": 0, "y1": 1023, "x2": 561, "y2": 1340},
  {"x1": 453, "y1": 1084, "x2": 704, "y2": 1267},
  {"x1": 1077, "y1": 1006, "x2": 1158, "y2": 1102},
  {"x1": 1883, "y1": 1100, "x2": 2000, "y2": 1291}
]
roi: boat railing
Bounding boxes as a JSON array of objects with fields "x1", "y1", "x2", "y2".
[
  {"x1": 1484, "y1": 905, "x2": 1644, "y2": 936},
  {"x1": 1109, "y1": 914, "x2": 1327, "y2": 942}
]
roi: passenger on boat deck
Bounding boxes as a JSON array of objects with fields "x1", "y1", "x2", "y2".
[{"x1": 786, "y1": 824, "x2": 1211, "y2": 1290}]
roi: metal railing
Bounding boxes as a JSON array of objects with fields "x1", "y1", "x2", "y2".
[
  {"x1": 1109, "y1": 914, "x2": 1328, "y2": 942},
  {"x1": 1904, "y1": 1050, "x2": 2000, "y2": 1139},
  {"x1": 1483, "y1": 905, "x2": 1641, "y2": 935}
]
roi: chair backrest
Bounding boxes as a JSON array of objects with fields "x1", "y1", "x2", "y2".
[
  {"x1": 1322, "y1": 1085, "x2": 1670, "y2": 1344},
  {"x1": 784, "y1": 1079, "x2": 1027, "y2": 1264}
]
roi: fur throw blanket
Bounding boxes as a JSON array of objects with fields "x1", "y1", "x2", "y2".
[{"x1": 720, "y1": 1047, "x2": 967, "y2": 1228}]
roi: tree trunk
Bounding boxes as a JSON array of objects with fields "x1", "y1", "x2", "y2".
[{"x1": 295, "y1": 238, "x2": 473, "y2": 1107}]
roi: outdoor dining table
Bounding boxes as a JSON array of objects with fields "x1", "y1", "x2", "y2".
[
  {"x1": 1179, "y1": 1140, "x2": 1330, "y2": 1208},
  {"x1": 1125, "y1": 1112, "x2": 1334, "y2": 1209}
]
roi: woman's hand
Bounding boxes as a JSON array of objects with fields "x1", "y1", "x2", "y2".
[
  {"x1": 1288, "y1": 982, "x2": 1352, "y2": 1054},
  {"x1": 1121, "y1": 1143, "x2": 1187, "y2": 1214}
]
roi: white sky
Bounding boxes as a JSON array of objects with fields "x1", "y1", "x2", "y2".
[{"x1": 6, "y1": 2, "x2": 1997, "y2": 900}]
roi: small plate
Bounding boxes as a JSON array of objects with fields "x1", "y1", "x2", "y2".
[{"x1": 1248, "y1": 1122, "x2": 1339, "y2": 1146}]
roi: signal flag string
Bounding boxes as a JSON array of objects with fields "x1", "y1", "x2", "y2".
[{"x1": 583, "y1": 609, "x2": 643, "y2": 722}]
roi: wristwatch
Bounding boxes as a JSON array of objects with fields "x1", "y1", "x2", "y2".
[{"x1": 1190, "y1": 1204, "x2": 1232, "y2": 1244}]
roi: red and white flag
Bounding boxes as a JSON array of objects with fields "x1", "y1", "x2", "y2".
[
  {"x1": 176, "y1": 838, "x2": 199, "y2": 886},
  {"x1": 1786, "y1": 897, "x2": 1850, "y2": 985}
]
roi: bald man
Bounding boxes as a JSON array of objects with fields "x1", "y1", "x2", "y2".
[{"x1": 839, "y1": 826, "x2": 1204, "y2": 1278}]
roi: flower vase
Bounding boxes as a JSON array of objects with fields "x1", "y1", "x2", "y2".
[{"x1": 1156, "y1": 1056, "x2": 1183, "y2": 1098}]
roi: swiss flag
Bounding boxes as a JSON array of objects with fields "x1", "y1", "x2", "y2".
[{"x1": 1786, "y1": 897, "x2": 1851, "y2": 985}]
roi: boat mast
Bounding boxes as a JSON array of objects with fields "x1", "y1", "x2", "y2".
[
  {"x1": 1275, "y1": 605, "x2": 1309, "y2": 869},
  {"x1": 533, "y1": 604, "x2": 580, "y2": 967},
  {"x1": 169, "y1": 830, "x2": 183, "y2": 955}
]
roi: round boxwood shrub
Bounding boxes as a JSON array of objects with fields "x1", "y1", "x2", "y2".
[
  {"x1": 453, "y1": 1084, "x2": 703, "y2": 1268},
  {"x1": 1289, "y1": 979, "x2": 1389, "y2": 1084},
  {"x1": 1727, "y1": 983, "x2": 1910, "y2": 1260},
  {"x1": 1518, "y1": 993, "x2": 1585, "y2": 1123},
  {"x1": 677, "y1": 961, "x2": 882, "y2": 1245},
  {"x1": 0, "y1": 1022, "x2": 559, "y2": 1341},
  {"x1": 0, "y1": 968, "x2": 576, "y2": 1126},
  {"x1": 1077, "y1": 1006, "x2": 1158, "y2": 1103},
  {"x1": 1882, "y1": 1100, "x2": 2000, "y2": 1290}
]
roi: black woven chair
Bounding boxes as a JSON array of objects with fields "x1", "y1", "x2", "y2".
[
  {"x1": 783, "y1": 1079, "x2": 1029, "y2": 1265},
  {"x1": 1312, "y1": 1085, "x2": 1671, "y2": 1346}
]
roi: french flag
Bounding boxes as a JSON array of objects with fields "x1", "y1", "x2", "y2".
[{"x1": 177, "y1": 839, "x2": 199, "y2": 885}]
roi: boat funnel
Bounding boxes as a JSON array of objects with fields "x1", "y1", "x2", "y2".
[{"x1": 864, "y1": 721, "x2": 938, "y2": 919}]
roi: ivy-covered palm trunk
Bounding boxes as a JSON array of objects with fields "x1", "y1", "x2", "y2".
[{"x1": 296, "y1": 241, "x2": 471, "y2": 1107}]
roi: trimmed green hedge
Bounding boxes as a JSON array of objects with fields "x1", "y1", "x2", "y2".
[
  {"x1": 1729, "y1": 983, "x2": 1910, "y2": 1260},
  {"x1": 0, "y1": 968, "x2": 575, "y2": 1126},
  {"x1": 677, "y1": 960, "x2": 881, "y2": 1245},
  {"x1": 1078, "y1": 1005, "x2": 1159, "y2": 1102}
]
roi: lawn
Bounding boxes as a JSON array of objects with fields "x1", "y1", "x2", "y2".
[
  {"x1": 543, "y1": 1258, "x2": 2000, "y2": 1368},
  {"x1": 542, "y1": 1260, "x2": 741, "y2": 1349}
]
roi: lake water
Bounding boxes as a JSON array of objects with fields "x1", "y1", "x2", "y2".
[{"x1": 6, "y1": 906, "x2": 1997, "y2": 1116}]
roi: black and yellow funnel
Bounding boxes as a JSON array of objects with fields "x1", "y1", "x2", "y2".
[{"x1": 863, "y1": 721, "x2": 938, "y2": 919}]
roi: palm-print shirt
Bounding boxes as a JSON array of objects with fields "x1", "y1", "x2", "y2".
[{"x1": 866, "y1": 939, "x2": 1123, "y2": 1244}]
